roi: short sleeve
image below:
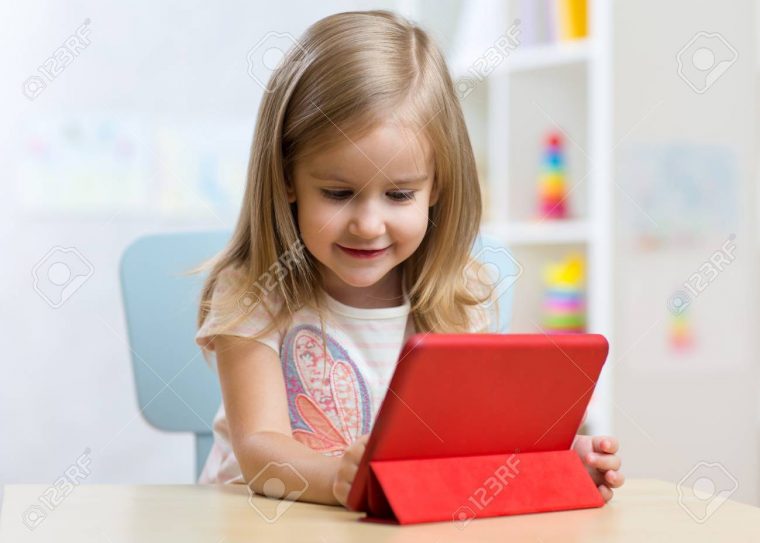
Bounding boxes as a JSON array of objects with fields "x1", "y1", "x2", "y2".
[{"x1": 196, "y1": 266, "x2": 284, "y2": 370}]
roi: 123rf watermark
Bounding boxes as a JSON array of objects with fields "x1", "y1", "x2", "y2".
[
  {"x1": 238, "y1": 238, "x2": 305, "y2": 314},
  {"x1": 452, "y1": 454, "x2": 521, "y2": 529},
  {"x1": 21, "y1": 449, "x2": 92, "y2": 531},
  {"x1": 22, "y1": 19, "x2": 92, "y2": 101},
  {"x1": 454, "y1": 20, "x2": 521, "y2": 100},
  {"x1": 667, "y1": 234, "x2": 736, "y2": 315}
]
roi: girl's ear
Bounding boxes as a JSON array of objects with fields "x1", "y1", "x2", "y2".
[
  {"x1": 429, "y1": 178, "x2": 440, "y2": 207},
  {"x1": 285, "y1": 177, "x2": 297, "y2": 204}
]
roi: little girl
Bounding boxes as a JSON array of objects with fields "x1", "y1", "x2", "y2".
[{"x1": 195, "y1": 10, "x2": 624, "y2": 508}]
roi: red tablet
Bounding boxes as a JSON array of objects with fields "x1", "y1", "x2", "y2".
[{"x1": 345, "y1": 333, "x2": 609, "y2": 524}]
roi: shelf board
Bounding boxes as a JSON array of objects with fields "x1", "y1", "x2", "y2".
[
  {"x1": 499, "y1": 39, "x2": 591, "y2": 74},
  {"x1": 483, "y1": 219, "x2": 590, "y2": 245},
  {"x1": 450, "y1": 39, "x2": 590, "y2": 82}
]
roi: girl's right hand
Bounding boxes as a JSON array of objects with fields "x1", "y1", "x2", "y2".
[{"x1": 332, "y1": 434, "x2": 369, "y2": 507}]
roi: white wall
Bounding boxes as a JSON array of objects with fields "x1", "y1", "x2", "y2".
[{"x1": 612, "y1": 0, "x2": 759, "y2": 506}]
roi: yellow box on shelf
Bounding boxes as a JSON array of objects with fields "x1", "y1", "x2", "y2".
[{"x1": 557, "y1": 0, "x2": 587, "y2": 41}]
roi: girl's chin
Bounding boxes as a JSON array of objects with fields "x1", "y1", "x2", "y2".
[{"x1": 334, "y1": 272, "x2": 387, "y2": 288}]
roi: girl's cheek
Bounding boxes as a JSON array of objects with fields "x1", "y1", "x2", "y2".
[
  {"x1": 408, "y1": 202, "x2": 433, "y2": 228},
  {"x1": 301, "y1": 199, "x2": 339, "y2": 228},
  {"x1": 317, "y1": 205, "x2": 349, "y2": 229},
  {"x1": 389, "y1": 215, "x2": 425, "y2": 248}
]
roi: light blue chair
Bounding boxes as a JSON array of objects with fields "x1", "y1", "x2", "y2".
[
  {"x1": 119, "y1": 231, "x2": 516, "y2": 479},
  {"x1": 120, "y1": 231, "x2": 229, "y2": 479}
]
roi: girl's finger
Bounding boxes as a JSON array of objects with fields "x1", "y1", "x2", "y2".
[
  {"x1": 592, "y1": 472, "x2": 606, "y2": 487},
  {"x1": 598, "y1": 484, "x2": 614, "y2": 502},
  {"x1": 587, "y1": 452, "x2": 621, "y2": 472},
  {"x1": 605, "y1": 470, "x2": 626, "y2": 488},
  {"x1": 593, "y1": 435, "x2": 619, "y2": 454}
]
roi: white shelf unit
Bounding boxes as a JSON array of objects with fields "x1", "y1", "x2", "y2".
[
  {"x1": 481, "y1": 219, "x2": 590, "y2": 245},
  {"x1": 494, "y1": 38, "x2": 591, "y2": 74},
  {"x1": 479, "y1": 1, "x2": 614, "y2": 435}
]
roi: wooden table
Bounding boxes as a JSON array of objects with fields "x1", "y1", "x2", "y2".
[{"x1": 2, "y1": 479, "x2": 759, "y2": 541}]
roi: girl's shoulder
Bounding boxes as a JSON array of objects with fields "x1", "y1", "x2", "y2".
[
  {"x1": 196, "y1": 264, "x2": 287, "y2": 362},
  {"x1": 214, "y1": 264, "x2": 285, "y2": 310}
]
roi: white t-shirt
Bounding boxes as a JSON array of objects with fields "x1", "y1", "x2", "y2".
[{"x1": 195, "y1": 265, "x2": 494, "y2": 484}]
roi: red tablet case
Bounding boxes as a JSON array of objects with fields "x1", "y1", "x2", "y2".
[{"x1": 345, "y1": 333, "x2": 609, "y2": 525}]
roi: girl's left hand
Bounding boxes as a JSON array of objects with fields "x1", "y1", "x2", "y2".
[{"x1": 572, "y1": 434, "x2": 625, "y2": 502}]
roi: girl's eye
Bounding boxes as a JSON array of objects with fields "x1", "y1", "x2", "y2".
[
  {"x1": 321, "y1": 190, "x2": 352, "y2": 200},
  {"x1": 388, "y1": 191, "x2": 416, "y2": 202},
  {"x1": 320, "y1": 189, "x2": 416, "y2": 202}
]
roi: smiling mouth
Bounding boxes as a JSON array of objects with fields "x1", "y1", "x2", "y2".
[{"x1": 337, "y1": 244, "x2": 390, "y2": 258}]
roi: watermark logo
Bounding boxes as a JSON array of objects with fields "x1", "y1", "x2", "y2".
[
  {"x1": 32, "y1": 246, "x2": 95, "y2": 308},
  {"x1": 247, "y1": 32, "x2": 305, "y2": 92},
  {"x1": 676, "y1": 32, "x2": 737, "y2": 94},
  {"x1": 677, "y1": 461, "x2": 738, "y2": 523},
  {"x1": 466, "y1": 245, "x2": 523, "y2": 310},
  {"x1": 247, "y1": 461, "x2": 309, "y2": 523}
]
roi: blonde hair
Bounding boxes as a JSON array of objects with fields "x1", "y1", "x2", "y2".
[{"x1": 195, "y1": 9, "x2": 495, "y2": 342}]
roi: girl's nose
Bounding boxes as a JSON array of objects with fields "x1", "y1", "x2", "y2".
[{"x1": 348, "y1": 201, "x2": 386, "y2": 239}]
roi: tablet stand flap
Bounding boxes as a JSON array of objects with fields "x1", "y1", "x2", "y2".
[{"x1": 366, "y1": 450, "x2": 604, "y2": 525}]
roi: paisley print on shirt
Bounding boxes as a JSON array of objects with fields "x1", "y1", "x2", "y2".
[{"x1": 281, "y1": 324, "x2": 372, "y2": 455}]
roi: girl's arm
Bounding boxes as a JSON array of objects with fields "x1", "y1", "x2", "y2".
[{"x1": 215, "y1": 335, "x2": 341, "y2": 505}]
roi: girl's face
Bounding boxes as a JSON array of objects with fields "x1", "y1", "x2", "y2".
[{"x1": 287, "y1": 121, "x2": 438, "y2": 299}]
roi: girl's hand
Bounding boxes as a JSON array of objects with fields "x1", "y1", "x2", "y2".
[
  {"x1": 572, "y1": 434, "x2": 625, "y2": 502},
  {"x1": 332, "y1": 434, "x2": 369, "y2": 507}
]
